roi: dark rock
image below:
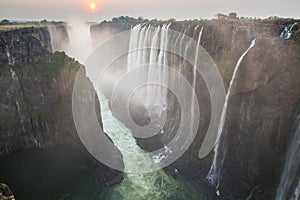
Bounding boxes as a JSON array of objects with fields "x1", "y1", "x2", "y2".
[
  {"x1": 0, "y1": 183, "x2": 15, "y2": 200},
  {"x1": 90, "y1": 19, "x2": 300, "y2": 199},
  {"x1": 0, "y1": 27, "x2": 123, "y2": 187},
  {"x1": 0, "y1": 27, "x2": 52, "y2": 64}
]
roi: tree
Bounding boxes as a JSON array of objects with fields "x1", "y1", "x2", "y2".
[
  {"x1": 0, "y1": 19, "x2": 10, "y2": 25},
  {"x1": 167, "y1": 18, "x2": 176, "y2": 23},
  {"x1": 215, "y1": 13, "x2": 227, "y2": 20},
  {"x1": 40, "y1": 19, "x2": 48, "y2": 24},
  {"x1": 109, "y1": 16, "x2": 149, "y2": 24},
  {"x1": 228, "y1": 12, "x2": 238, "y2": 19}
]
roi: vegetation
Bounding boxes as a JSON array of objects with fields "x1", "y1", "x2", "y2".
[
  {"x1": 167, "y1": 18, "x2": 176, "y2": 23},
  {"x1": 214, "y1": 12, "x2": 299, "y2": 22},
  {"x1": 12, "y1": 52, "x2": 81, "y2": 79},
  {"x1": 0, "y1": 19, "x2": 9, "y2": 25},
  {"x1": 215, "y1": 12, "x2": 239, "y2": 20},
  {"x1": 228, "y1": 12, "x2": 238, "y2": 19},
  {"x1": 100, "y1": 16, "x2": 149, "y2": 24},
  {"x1": 0, "y1": 19, "x2": 64, "y2": 31}
]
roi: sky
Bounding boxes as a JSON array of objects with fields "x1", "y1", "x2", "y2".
[{"x1": 0, "y1": 0, "x2": 299, "y2": 22}]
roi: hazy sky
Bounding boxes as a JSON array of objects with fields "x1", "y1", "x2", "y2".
[{"x1": 0, "y1": 0, "x2": 299, "y2": 22}]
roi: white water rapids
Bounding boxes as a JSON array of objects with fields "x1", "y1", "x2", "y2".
[{"x1": 50, "y1": 22, "x2": 205, "y2": 200}]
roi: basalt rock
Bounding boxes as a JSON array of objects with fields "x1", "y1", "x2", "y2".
[
  {"x1": 0, "y1": 183, "x2": 15, "y2": 200},
  {"x1": 0, "y1": 27, "x2": 123, "y2": 187},
  {"x1": 0, "y1": 27, "x2": 52, "y2": 64},
  {"x1": 90, "y1": 19, "x2": 300, "y2": 199}
]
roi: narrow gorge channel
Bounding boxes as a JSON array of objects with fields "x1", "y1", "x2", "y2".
[
  {"x1": 98, "y1": 93, "x2": 205, "y2": 199},
  {"x1": 0, "y1": 18, "x2": 299, "y2": 200}
]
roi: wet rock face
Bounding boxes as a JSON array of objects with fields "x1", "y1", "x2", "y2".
[
  {"x1": 90, "y1": 23, "x2": 132, "y2": 46},
  {"x1": 0, "y1": 183, "x2": 15, "y2": 200},
  {"x1": 91, "y1": 20, "x2": 300, "y2": 198},
  {"x1": 218, "y1": 35, "x2": 300, "y2": 199},
  {"x1": 0, "y1": 27, "x2": 123, "y2": 186},
  {"x1": 0, "y1": 27, "x2": 90, "y2": 156},
  {"x1": 0, "y1": 27, "x2": 52, "y2": 64},
  {"x1": 0, "y1": 51, "x2": 82, "y2": 156},
  {"x1": 47, "y1": 25, "x2": 69, "y2": 52}
]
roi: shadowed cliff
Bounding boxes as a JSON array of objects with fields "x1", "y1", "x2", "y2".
[
  {"x1": 0, "y1": 27, "x2": 123, "y2": 187},
  {"x1": 90, "y1": 19, "x2": 300, "y2": 199}
]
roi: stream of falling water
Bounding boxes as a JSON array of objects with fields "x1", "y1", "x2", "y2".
[
  {"x1": 98, "y1": 93, "x2": 204, "y2": 200},
  {"x1": 187, "y1": 26, "x2": 204, "y2": 148},
  {"x1": 276, "y1": 116, "x2": 300, "y2": 200},
  {"x1": 49, "y1": 22, "x2": 208, "y2": 199},
  {"x1": 207, "y1": 39, "x2": 256, "y2": 195},
  {"x1": 127, "y1": 24, "x2": 171, "y2": 108}
]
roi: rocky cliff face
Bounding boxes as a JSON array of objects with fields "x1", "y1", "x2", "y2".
[
  {"x1": 0, "y1": 27, "x2": 52, "y2": 64},
  {"x1": 90, "y1": 19, "x2": 300, "y2": 199},
  {"x1": 0, "y1": 183, "x2": 14, "y2": 200},
  {"x1": 0, "y1": 27, "x2": 122, "y2": 186},
  {"x1": 90, "y1": 22, "x2": 132, "y2": 46},
  {"x1": 168, "y1": 20, "x2": 300, "y2": 199},
  {"x1": 198, "y1": 20, "x2": 300, "y2": 199}
]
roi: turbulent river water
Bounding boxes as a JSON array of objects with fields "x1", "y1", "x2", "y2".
[
  {"x1": 0, "y1": 97, "x2": 208, "y2": 200},
  {"x1": 97, "y1": 93, "x2": 205, "y2": 200}
]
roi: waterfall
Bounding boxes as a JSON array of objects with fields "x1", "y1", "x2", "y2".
[
  {"x1": 181, "y1": 26, "x2": 204, "y2": 150},
  {"x1": 10, "y1": 68, "x2": 19, "y2": 82},
  {"x1": 5, "y1": 45, "x2": 14, "y2": 65},
  {"x1": 48, "y1": 21, "x2": 93, "y2": 64},
  {"x1": 91, "y1": 23, "x2": 207, "y2": 199},
  {"x1": 49, "y1": 21, "x2": 212, "y2": 198},
  {"x1": 127, "y1": 24, "x2": 171, "y2": 110},
  {"x1": 207, "y1": 39, "x2": 256, "y2": 195},
  {"x1": 191, "y1": 26, "x2": 203, "y2": 119},
  {"x1": 276, "y1": 116, "x2": 300, "y2": 200},
  {"x1": 280, "y1": 23, "x2": 298, "y2": 39},
  {"x1": 66, "y1": 22, "x2": 93, "y2": 64}
]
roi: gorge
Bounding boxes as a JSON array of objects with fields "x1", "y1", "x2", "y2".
[{"x1": 0, "y1": 18, "x2": 300, "y2": 200}]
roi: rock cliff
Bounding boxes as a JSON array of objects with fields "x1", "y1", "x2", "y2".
[
  {"x1": 0, "y1": 27, "x2": 122, "y2": 186},
  {"x1": 90, "y1": 19, "x2": 300, "y2": 199}
]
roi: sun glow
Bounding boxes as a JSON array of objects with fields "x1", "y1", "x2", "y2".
[{"x1": 89, "y1": 2, "x2": 96, "y2": 11}]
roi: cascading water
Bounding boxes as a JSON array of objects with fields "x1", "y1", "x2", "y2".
[
  {"x1": 280, "y1": 23, "x2": 298, "y2": 39},
  {"x1": 182, "y1": 26, "x2": 204, "y2": 150},
  {"x1": 207, "y1": 39, "x2": 256, "y2": 195},
  {"x1": 48, "y1": 20, "x2": 93, "y2": 64},
  {"x1": 49, "y1": 22, "x2": 206, "y2": 199},
  {"x1": 276, "y1": 116, "x2": 300, "y2": 200},
  {"x1": 98, "y1": 92, "x2": 204, "y2": 200},
  {"x1": 192, "y1": 26, "x2": 203, "y2": 112},
  {"x1": 5, "y1": 45, "x2": 14, "y2": 65},
  {"x1": 98, "y1": 24, "x2": 205, "y2": 200},
  {"x1": 127, "y1": 24, "x2": 171, "y2": 109}
]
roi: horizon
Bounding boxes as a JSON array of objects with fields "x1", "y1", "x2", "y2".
[
  {"x1": 2, "y1": 15, "x2": 300, "y2": 24},
  {"x1": 0, "y1": 0, "x2": 299, "y2": 22}
]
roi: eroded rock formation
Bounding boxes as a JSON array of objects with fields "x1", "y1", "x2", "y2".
[
  {"x1": 0, "y1": 27, "x2": 122, "y2": 186},
  {"x1": 90, "y1": 19, "x2": 300, "y2": 199}
]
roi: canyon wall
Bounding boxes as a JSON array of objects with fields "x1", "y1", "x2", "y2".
[
  {"x1": 0, "y1": 19, "x2": 299, "y2": 199},
  {"x1": 0, "y1": 27, "x2": 122, "y2": 186},
  {"x1": 90, "y1": 19, "x2": 300, "y2": 199}
]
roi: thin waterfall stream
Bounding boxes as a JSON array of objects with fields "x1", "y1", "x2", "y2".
[
  {"x1": 207, "y1": 39, "x2": 256, "y2": 195},
  {"x1": 276, "y1": 115, "x2": 300, "y2": 200},
  {"x1": 94, "y1": 24, "x2": 207, "y2": 199},
  {"x1": 49, "y1": 22, "x2": 208, "y2": 199}
]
